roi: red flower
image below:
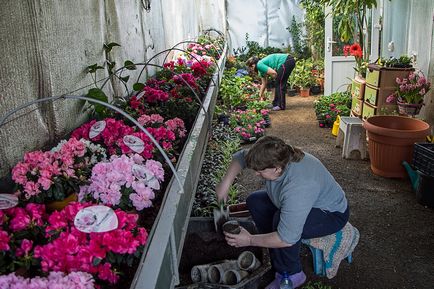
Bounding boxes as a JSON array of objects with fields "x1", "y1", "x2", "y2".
[
  {"x1": 349, "y1": 43, "x2": 363, "y2": 58},
  {"x1": 343, "y1": 45, "x2": 351, "y2": 57}
]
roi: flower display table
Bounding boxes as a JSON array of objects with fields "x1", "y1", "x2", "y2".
[{"x1": 129, "y1": 45, "x2": 228, "y2": 289}]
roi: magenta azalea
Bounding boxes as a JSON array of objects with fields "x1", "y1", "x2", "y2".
[
  {"x1": 33, "y1": 202, "x2": 148, "y2": 285},
  {"x1": 0, "y1": 203, "x2": 47, "y2": 274}
]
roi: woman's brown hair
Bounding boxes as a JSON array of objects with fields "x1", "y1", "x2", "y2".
[
  {"x1": 245, "y1": 135, "x2": 304, "y2": 171},
  {"x1": 245, "y1": 56, "x2": 259, "y2": 73}
]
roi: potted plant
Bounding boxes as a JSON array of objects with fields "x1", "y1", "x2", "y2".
[
  {"x1": 311, "y1": 59, "x2": 324, "y2": 95},
  {"x1": 379, "y1": 55, "x2": 413, "y2": 68},
  {"x1": 286, "y1": 78, "x2": 297, "y2": 97},
  {"x1": 290, "y1": 59, "x2": 316, "y2": 97},
  {"x1": 386, "y1": 70, "x2": 431, "y2": 117},
  {"x1": 314, "y1": 91, "x2": 351, "y2": 127},
  {"x1": 343, "y1": 43, "x2": 369, "y2": 77}
]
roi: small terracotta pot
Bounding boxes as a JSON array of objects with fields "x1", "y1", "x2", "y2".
[
  {"x1": 363, "y1": 116, "x2": 430, "y2": 177},
  {"x1": 299, "y1": 88, "x2": 310, "y2": 97}
]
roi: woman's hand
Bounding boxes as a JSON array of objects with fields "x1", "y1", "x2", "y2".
[
  {"x1": 224, "y1": 227, "x2": 252, "y2": 248},
  {"x1": 215, "y1": 159, "x2": 242, "y2": 203},
  {"x1": 267, "y1": 68, "x2": 277, "y2": 78},
  {"x1": 215, "y1": 182, "x2": 228, "y2": 203}
]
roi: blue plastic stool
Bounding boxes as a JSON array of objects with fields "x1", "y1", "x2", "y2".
[{"x1": 302, "y1": 241, "x2": 353, "y2": 276}]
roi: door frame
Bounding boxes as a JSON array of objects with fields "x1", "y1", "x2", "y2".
[{"x1": 324, "y1": 5, "x2": 382, "y2": 95}]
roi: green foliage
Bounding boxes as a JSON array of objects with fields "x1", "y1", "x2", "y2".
[
  {"x1": 219, "y1": 68, "x2": 255, "y2": 109},
  {"x1": 196, "y1": 34, "x2": 225, "y2": 59},
  {"x1": 300, "y1": 0, "x2": 325, "y2": 60},
  {"x1": 86, "y1": 88, "x2": 109, "y2": 117},
  {"x1": 233, "y1": 34, "x2": 282, "y2": 62},
  {"x1": 192, "y1": 124, "x2": 241, "y2": 217},
  {"x1": 225, "y1": 55, "x2": 246, "y2": 70},
  {"x1": 246, "y1": 100, "x2": 270, "y2": 111},
  {"x1": 320, "y1": 0, "x2": 377, "y2": 57},
  {"x1": 103, "y1": 42, "x2": 121, "y2": 53},
  {"x1": 286, "y1": 16, "x2": 311, "y2": 60},
  {"x1": 378, "y1": 55, "x2": 413, "y2": 68},
  {"x1": 314, "y1": 91, "x2": 351, "y2": 125},
  {"x1": 84, "y1": 43, "x2": 143, "y2": 119},
  {"x1": 289, "y1": 59, "x2": 316, "y2": 88}
]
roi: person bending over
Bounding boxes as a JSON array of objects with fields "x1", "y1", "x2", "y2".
[
  {"x1": 246, "y1": 54, "x2": 295, "y2": 111},
  {"x1": 216, "y1": 135, "x2": 349, "y2": 288}
]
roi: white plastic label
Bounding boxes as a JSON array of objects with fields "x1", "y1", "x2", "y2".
[
  {"x1": 0, "y1": 194, "x2": 18, "y2": 210},
  {"x1": 132, "y1": 164, "x2": 160, "y2": 190},
  {"x1": 74, "y1": 205, "x2": 118, "y2": 233},
  {"x1": 136, "y1": 90, "x2": 146, "y2": 100},
  {"x1": 123, "y1": 135, "x2": 145, "y2": 154},
  {"x1": 89, "y1": 120, "x2": 106, "y2": 139}
]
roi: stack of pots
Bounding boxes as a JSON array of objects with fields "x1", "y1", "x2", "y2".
[{"x1": 190, "y1": 250, "x2": 261, "y2": 285}]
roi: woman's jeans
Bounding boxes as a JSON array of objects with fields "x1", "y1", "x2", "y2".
[
  {"x1": 273, "y1": 55, "x2": 296, "y2": 109},
  {"x1": 246, "y1": 190, "x2": 349, "y2": 274}
]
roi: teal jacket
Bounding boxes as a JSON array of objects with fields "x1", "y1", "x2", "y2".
[{"x1": 257, "y1": 53, "x2": 289, "y2": 77}]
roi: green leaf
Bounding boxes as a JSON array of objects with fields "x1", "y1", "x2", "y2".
[
  {"x1": 133, "y1": 82, "x2": 145, "y2": 91},
  {"x1": 124, "y1": 60, "x2": 136, "y2": 70},
  {"x1": 86, "y1": 88, "x2": 108, "y2": 115},
  {"x1": 92, "y1": 257, "x2": 102, "y2": 266},
  {"x1": 107, "y1": 60, "x2": 116, "y2": 73},
  {"x1": 86, "y1": 64, "x2": 104, "y2": 74},
  {"x1": 54, "y1": 182, "x2": 64, "y2": 200},
  {"x1": 120, "y1": 75, "x2": 130, "y2": 83},
  {"x1": 87, "y1": 88, "x2": 108, "y2": 103},
  {"x1": 103, "y1": 42, "x2": 121, "y2": 53}
]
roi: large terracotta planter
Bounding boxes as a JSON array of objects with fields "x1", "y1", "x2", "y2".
[{"x1": 363, "y1": 116, "x2": 430, "y2": 178}]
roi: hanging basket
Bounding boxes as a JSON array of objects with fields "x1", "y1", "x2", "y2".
[{"x1": 397, "y1": 100, "x2": 423, "y2": 117}]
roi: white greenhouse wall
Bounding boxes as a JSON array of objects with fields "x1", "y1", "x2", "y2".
[
  {"x1": 406, "y1": 0, "x2": 434, "y2": 128},
  {"x1": 0, "y1": 0, "x2": 226, "y2": 179},
  {"x1": 381, "y1": 0, "x2": 434, "y2": 131},
  {"x1": 226, "y1": 0, "x2": 303, "y2": 53}
]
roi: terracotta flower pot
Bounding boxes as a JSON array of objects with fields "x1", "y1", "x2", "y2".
[
  {"x1": 299, "y1": 88, "x2": 310, "y2": 97},
  {"x1": 363, "y1": 116, "x2": 430, "y2": 178}
]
